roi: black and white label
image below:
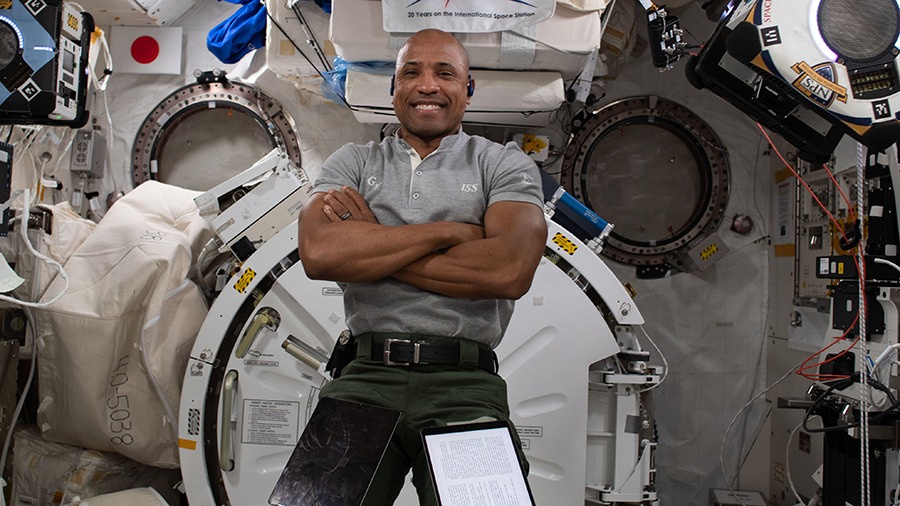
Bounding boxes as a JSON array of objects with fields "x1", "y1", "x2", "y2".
[
  {"x1": 25, "y1": 0, "x2": 45, "y2": 16},
  {"x1": 18, "y1": 79, "x2": 40, "y2": 101},
  {"x1": 761, "y1": 26, "x2": 781, "y2": 47},
  {"x1": 873, "y1": 100, "x2": 891, "y2": 120},
  {"x1": 242, "y1": 399, "x2": 300, "y2": 446}
]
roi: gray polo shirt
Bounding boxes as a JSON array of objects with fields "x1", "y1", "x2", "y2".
[{"x1": 313, "y1": 130, "x2": 543, "y2": 348}]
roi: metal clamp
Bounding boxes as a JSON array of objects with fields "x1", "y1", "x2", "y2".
[{"x1": 383, "y1": 339, "x2": 427, "y2": 366}]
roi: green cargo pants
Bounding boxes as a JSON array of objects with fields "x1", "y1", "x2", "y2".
[{"x1": 318, "y1": 333, "x2": 529, "y2": 506}]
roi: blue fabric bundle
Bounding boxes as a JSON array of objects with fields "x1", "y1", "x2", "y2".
[{"x1": 207, "y1": 0, "x2": 268, "y2": 65}]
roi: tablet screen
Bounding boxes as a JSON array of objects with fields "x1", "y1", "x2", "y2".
[{"x1": 421, "y1": 420, "x2": 535, "y2": 506}]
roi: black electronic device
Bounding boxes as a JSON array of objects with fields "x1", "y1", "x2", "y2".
[
  {"x1": 647, "y1": 7, "x2": 685, "y2": 69},
  {"x1": 268, "y1": 398, "x2": 400, "y2": 506},
  {"x1": 0, "y1": 0, "x2": 92, "y2": 127},
  {"x1": 686, "y1": 0, "x2": 900, "y2": 164},
  {"x1": 636, "y1": 1, "x2": 698, "y2": 69}
]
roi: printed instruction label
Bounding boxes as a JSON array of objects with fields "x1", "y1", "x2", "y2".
[
  {"x1": 322, "y1": 286, "x2": 343, "y2": 296},
  {"x1": 516, "y1": 426, "x2": 543, "y2": 437},
  {"x1": 244, "y1": 360, "x2": 278, "y2": 368},
  {"x1": 241, "y1": 399, "x2": 300, "y2": 446}
]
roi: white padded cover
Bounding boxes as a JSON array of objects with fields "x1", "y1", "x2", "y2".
[
  {"x1": 34, "y1": 182, "x2": 215, "y2": 468},
  {"x1": 330, "y1": 0, "x2": 600, "y2": 80},
  {"x1": 557, "y1": 0, "x2": 612, "y2": 11},
  {"x1": 73, "y1": 488, "x2": 169, "y2": 506},
  {"x1": 595, "y1": 0, "x2": 637, "y2": 79},
  {"x1": 345, "y1": 68, "x2": 565, "y2": 126},
  {"x1": 10, "y1": 427, "x2": 144, "y2": 506}
]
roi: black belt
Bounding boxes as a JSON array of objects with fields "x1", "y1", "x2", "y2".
[{"x1": 370, "y1": 338, "x2": 497, "y2": 373}]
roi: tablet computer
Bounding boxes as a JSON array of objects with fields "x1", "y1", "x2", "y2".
[
  {"x1": 420, "y1": 420, "x2": 536, "y2": 506},
  {"x1": 268, "y1": 397, "x2": 401, "y2": 506}
]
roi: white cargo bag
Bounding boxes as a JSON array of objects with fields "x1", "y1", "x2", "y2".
[
  {"x1": 71, "y1": 487, "x2": 169, "y2": 506},
  {"x1": 34, "y1": 182, "x2": 215, "y2": 467},
  {"x1": 10, "y1": 427, "x2": 144, "y2": 506},
  {"x1": 0, "y1": 202, "x2": 97, "y2": 306}
]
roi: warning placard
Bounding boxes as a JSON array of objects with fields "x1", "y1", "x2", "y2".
[{"x1": 241, "y1": 399, "x2": 300, "y2": 446}]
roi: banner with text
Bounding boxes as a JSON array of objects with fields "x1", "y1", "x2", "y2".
[{"x1": 383, "y1": 0, "x2": 555, "y2": 34}]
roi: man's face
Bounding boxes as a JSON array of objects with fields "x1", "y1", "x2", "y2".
[{"x1": 392, "y1": 32, "x2": 470, "y2": 142}]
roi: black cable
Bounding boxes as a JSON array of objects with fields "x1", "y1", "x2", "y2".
[
  {"x1": 870, "y1": 376, "x2": 897, "y2": 406},
  {"x1": 262, "y1": 7, "x2": 356, "y2": 110},
  {"x1": 289, "y1": 2, "x2": 332, "y2": 72},
  {"x1": 263, "y1": 4, "x2": 324, "y2": 75},
  {"x1": 803, "y1": 381, "x2": 842, "y2": 433},
  {"x1": 803, "y1": 374, "x2": 900, "y2": 433},
  {"x1": 564, "y1": 69, "x2": 585, "y2": 96}
]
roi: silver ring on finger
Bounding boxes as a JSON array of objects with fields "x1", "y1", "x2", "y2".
[{"x1": 340, "y1": 211, "x2": 352, "y2": 221}]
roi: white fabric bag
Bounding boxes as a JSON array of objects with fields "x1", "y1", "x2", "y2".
[
  {"x1": 34, "y1": 182, "x2": 214, "y2": 468},
  {"x1": 71, "y1": 488, "x2": 170, "y2": 506},
  {"x1": 556, "y1": 0, "x2": 611, "y2": 12},
  {"x1": 10, "y1": 427, "x2": 145, "y2": 506},
  {"x1": 0, "y1": 202, "x2": 97, "y2": 306}
]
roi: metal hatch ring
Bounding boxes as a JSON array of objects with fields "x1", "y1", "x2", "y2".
[
  {"x1": 131, "y1": 77, "x2": 301, "y2": 187},
  {"x1": 560, "y1": 95, "x2": 729, "y2": 272}
]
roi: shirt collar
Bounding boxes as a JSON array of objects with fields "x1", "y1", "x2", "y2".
[{"x1": 395, "y1": 128, "x2": 468, "y2": 158}]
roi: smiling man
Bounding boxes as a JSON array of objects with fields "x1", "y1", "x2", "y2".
[{"x1": 297, "y1": 29, "x2": 547, "y2": 505}]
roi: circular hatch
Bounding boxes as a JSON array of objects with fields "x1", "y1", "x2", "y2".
[
  {"x1": 132, "y1": 73, "x2": 301, "y2": 191},
  {"x1": 560, "y1": 96, "x2": 730, "y2": 277}
]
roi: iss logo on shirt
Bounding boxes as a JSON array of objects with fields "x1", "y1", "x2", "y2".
[{"x1": 461, "y1": 183, "x2": 479, "y2": 192}]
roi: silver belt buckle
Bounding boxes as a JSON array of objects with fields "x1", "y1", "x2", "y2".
[
  {"x1": 384, "y1": 339, "x2": 409, "y2": 366},
  {"x1": 383, "y1": 339, "x2": 427, "y2": 366}
]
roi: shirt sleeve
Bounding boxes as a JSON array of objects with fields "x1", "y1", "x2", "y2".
[
  {"x1": 312, "y1": 143, "x2": 365, "y2": 194},
  {"x1": 485, "y1": 142, "x2": 545, "y2": 209}
]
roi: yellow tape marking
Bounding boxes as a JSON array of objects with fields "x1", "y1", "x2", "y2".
[
  {"x1": 700, "y1": 243, "x2": 719, "y2": 261},
  {"x1": 773, "y1": 244, "x2": 795, "y2": 257},
  {"x1": 234, "y1": 268, "x2": 256, "y2": 294},
  {"x1": 552, "y1": 232, "x2": 578, "y2": 255},
  {"x1": 179, "y1": 438, "x2": 197, "y2": 450}
]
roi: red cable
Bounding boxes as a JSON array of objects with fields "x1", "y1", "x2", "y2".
[
  {"x1": 796, "y1": 318, "x2": 862, "y2": 380},
  {"x1": 757, "y1": 124, "x2": 867, "y2": 380},
  {"x1": 822, "y1": 163, "x2": 857, "y2": 222}
]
